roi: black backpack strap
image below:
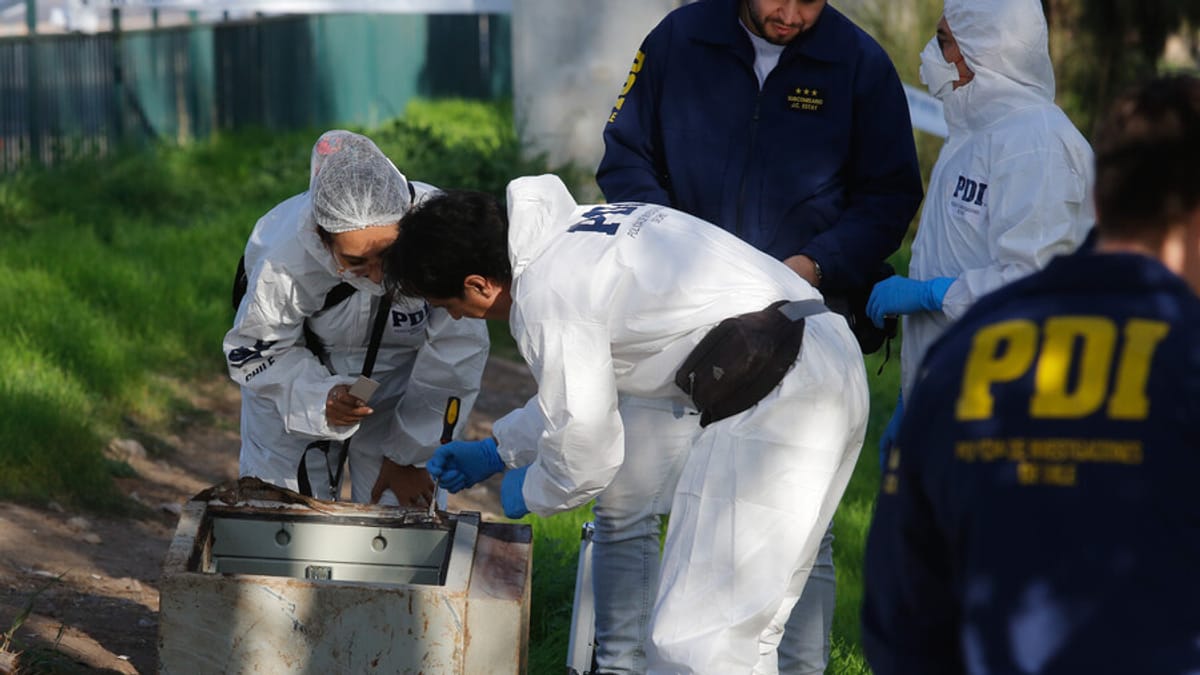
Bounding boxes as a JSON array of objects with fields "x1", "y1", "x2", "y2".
[
  {"x1": 876, "y1": 323, "x2": 897, "y2": 376},
  {"x1": 232, "y1": 255, "x2": 249, "y2": 312},
  {"x1": 301, "y1": 282, "x2": 358, "y2": 368},
  {"x1": 231, "y1": 253, "x2": 369, "y2": 499},
  {"x1": 325, "y1": 293, "x2": 393, "y2": 499},
  {"x1": 361, "y1": 293, "x2": 392, "y2": 379},
  {"x1": 321, "y1": 282, "x2": 356, "y2": 311},
  {"x1": 234, "y1": 251, "x2": 357, "y2": 365},
  {"x1": 235, "y1": 256, "x2": 353, "y2": 312},
  {"x1": 297, "y1": 439, "x2": 336, "y2": 498}
]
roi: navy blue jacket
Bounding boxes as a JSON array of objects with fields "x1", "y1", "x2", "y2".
[
  {"x1": 862, "y1": 250, "x2": 1200, "y2": 674},
  {"x1": 596, "y1": 0, "x2": 922, "y2": 291}
]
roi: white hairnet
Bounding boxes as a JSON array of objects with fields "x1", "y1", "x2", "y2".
[
  {"x1": 308, "y1": 130, "x2": 411, "y2": 234},
  {"x1": 944, "y1": 0, "x2": 1055, "y2": 103}
]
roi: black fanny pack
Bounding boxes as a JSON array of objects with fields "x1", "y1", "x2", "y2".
[{"x1": 675, "y1": 299, "x2": 827, "y2": 427}]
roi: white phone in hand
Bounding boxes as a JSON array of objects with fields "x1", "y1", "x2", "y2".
[{"x1": 347, "y1": 375, "x2": 381, "y2": 403}]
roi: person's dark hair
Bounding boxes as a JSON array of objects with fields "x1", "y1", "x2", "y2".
[
  {"x1": 384, "y1": 190, "x2": 512, "y2": 299},
  {"x1": 1094, "y1": 74, "x2": 1200, "y2": 240},
  {"x1": 316, "y1": 226, "x2": 334, "y2": 246}
]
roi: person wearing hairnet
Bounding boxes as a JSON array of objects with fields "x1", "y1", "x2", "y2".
[
  {"x1": 224, "y1": 130, "x2": 489, "y2": 506},
  {"x1": 862, "y1": 73, "x2": 1200, "y2": 674},
  {"x1": 866, "y1": 0, "x2": 1094, "y2": 462},
  {"x1": 384, "y1": 175, "x2": 869, "y2": 674}
]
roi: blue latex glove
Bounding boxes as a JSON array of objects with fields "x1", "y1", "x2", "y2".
[
  {"x1": 879, "y1": 396, "x2": 904, "y2": 470},
  {"x1": 866, "y1": 276, "x2": 955, "y2": 328},
  {"x1": 500, "y1": 465, "x2": 530, "y2": 519},
  {"x1": 426, "y1": 437, "x2": 503, "y2": 493}
]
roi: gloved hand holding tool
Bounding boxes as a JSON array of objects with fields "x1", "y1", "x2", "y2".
[
  {"x1": 866, "y1": 275, "x2": 956, "y2": 328},
  {"x1": 427, "y1": 437, "x2": 503, "y2": 494},
  {"x1": 429, "y1": 396, "x2": 461, "y2": 516}
]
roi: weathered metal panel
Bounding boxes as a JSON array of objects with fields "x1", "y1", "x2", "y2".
[
  {"x1": 160, "y1": 571, "x2": 470, "y2": 673},
  {"x1": 207, "y1": 514, "x2": 455, "y2": 583},
  {"x1": 463, "y1": 521, "x2": 533, "y2": 675},
  {"x1": 159, "y1": 488, "x2": 530, "y2": 675}
]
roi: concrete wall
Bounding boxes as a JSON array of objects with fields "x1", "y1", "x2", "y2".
[{"x1": 511, "y1": 0, "x2": 684, "y2": 196}]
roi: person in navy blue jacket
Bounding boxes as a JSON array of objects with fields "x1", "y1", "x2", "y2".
[
  {"x1": 598, "y1": 0, "x2": 921, "y2": 294},
  {"x1": 594, "y1": 1, "x2": 922, "y2": 673},
  {"x1": 862, "y1": 74, "x2": 1200, "y2": 675}
]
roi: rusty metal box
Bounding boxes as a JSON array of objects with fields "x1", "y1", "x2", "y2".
[{"x1": 158, "y1": 482, "x2": 531, "y2": 674}]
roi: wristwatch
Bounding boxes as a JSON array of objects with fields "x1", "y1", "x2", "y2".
[{"x1": 811, "y1": 258, "x2": 823, "y2": 285}]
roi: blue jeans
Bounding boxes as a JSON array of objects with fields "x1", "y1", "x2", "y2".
[
  {"x1": 591, "y1": 397, "x2": 838, "y2": 674},
  {"x1": 592, "y1": 397, "x2": 695, "y2": 674}
]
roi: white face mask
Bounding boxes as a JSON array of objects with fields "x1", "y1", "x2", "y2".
[
  {"x1": 919, "y1": 37, "x2": 960, "y2": 100},
  {"x1": 342, "y1": 273, "x2": 387, "y2": 296}
]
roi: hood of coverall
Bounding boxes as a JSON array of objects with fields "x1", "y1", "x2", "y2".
[
  {"x1": 505, "y1": 174, "x2": 580, "y2": 279},
  {"x1": 942, "y1": 0, "x2": 1056, "y2": 132},
  {"x1": 304, "y1": 129, "x2": 412, "y2": 294}
]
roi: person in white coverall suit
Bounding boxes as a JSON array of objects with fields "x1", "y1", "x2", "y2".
[
  {"x1": 866, "y1": 0, "x2": 1094, "y2": 458},
  {"x1": 383, "y1": 174, "x2": 870, "y2": 674},
  {"x1": 224, "y1": 130, "x2": 489, "y2": 506}
]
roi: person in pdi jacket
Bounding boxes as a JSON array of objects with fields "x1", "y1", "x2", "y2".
[
  {"x1": 224, "y1": 130, "x2": 489, "y2": 507},
  {"x1": 862, "y1": 73, "x2": 1200, "y2": 675}
]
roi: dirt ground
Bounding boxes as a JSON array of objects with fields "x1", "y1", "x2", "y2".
[{"x1": 0, "y1": 356, "x2": 537, "y2": 674}]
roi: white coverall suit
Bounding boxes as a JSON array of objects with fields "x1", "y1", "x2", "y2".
[
  {"x1": 224, "y1": 142, "x2": 489, "y2": 502},
  {"x1": 902, "y1": 0, "x2": 1094, "y2": 399},
  {"x1": 490, "y1": 175, "x2": 869, "y2": 673}
]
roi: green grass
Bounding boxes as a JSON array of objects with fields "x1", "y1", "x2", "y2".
[
  {"x1": 0, "y1": 97, "x2": 914, "y2": 671},
  {"x1": 0, "y1": 136, "x2": 301, "y2": 510},
  {"x1": 827, "y1": 347, "x2": 901, "y2": 673},
  {"x1": 517, "y1": 507, "x2": 597, "y2": 674},
  {"x1": 0, "y1": 99, "x2": 575, "y2": 511}
]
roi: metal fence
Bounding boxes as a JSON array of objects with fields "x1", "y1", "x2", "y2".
[{"x1": 0, "y1": 12, "x2": 512, "y2": 172}]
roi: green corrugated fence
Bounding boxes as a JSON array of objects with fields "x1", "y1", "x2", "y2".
[{"x1": 0, "y1": 12, "x2": 512, "y2": 172}]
